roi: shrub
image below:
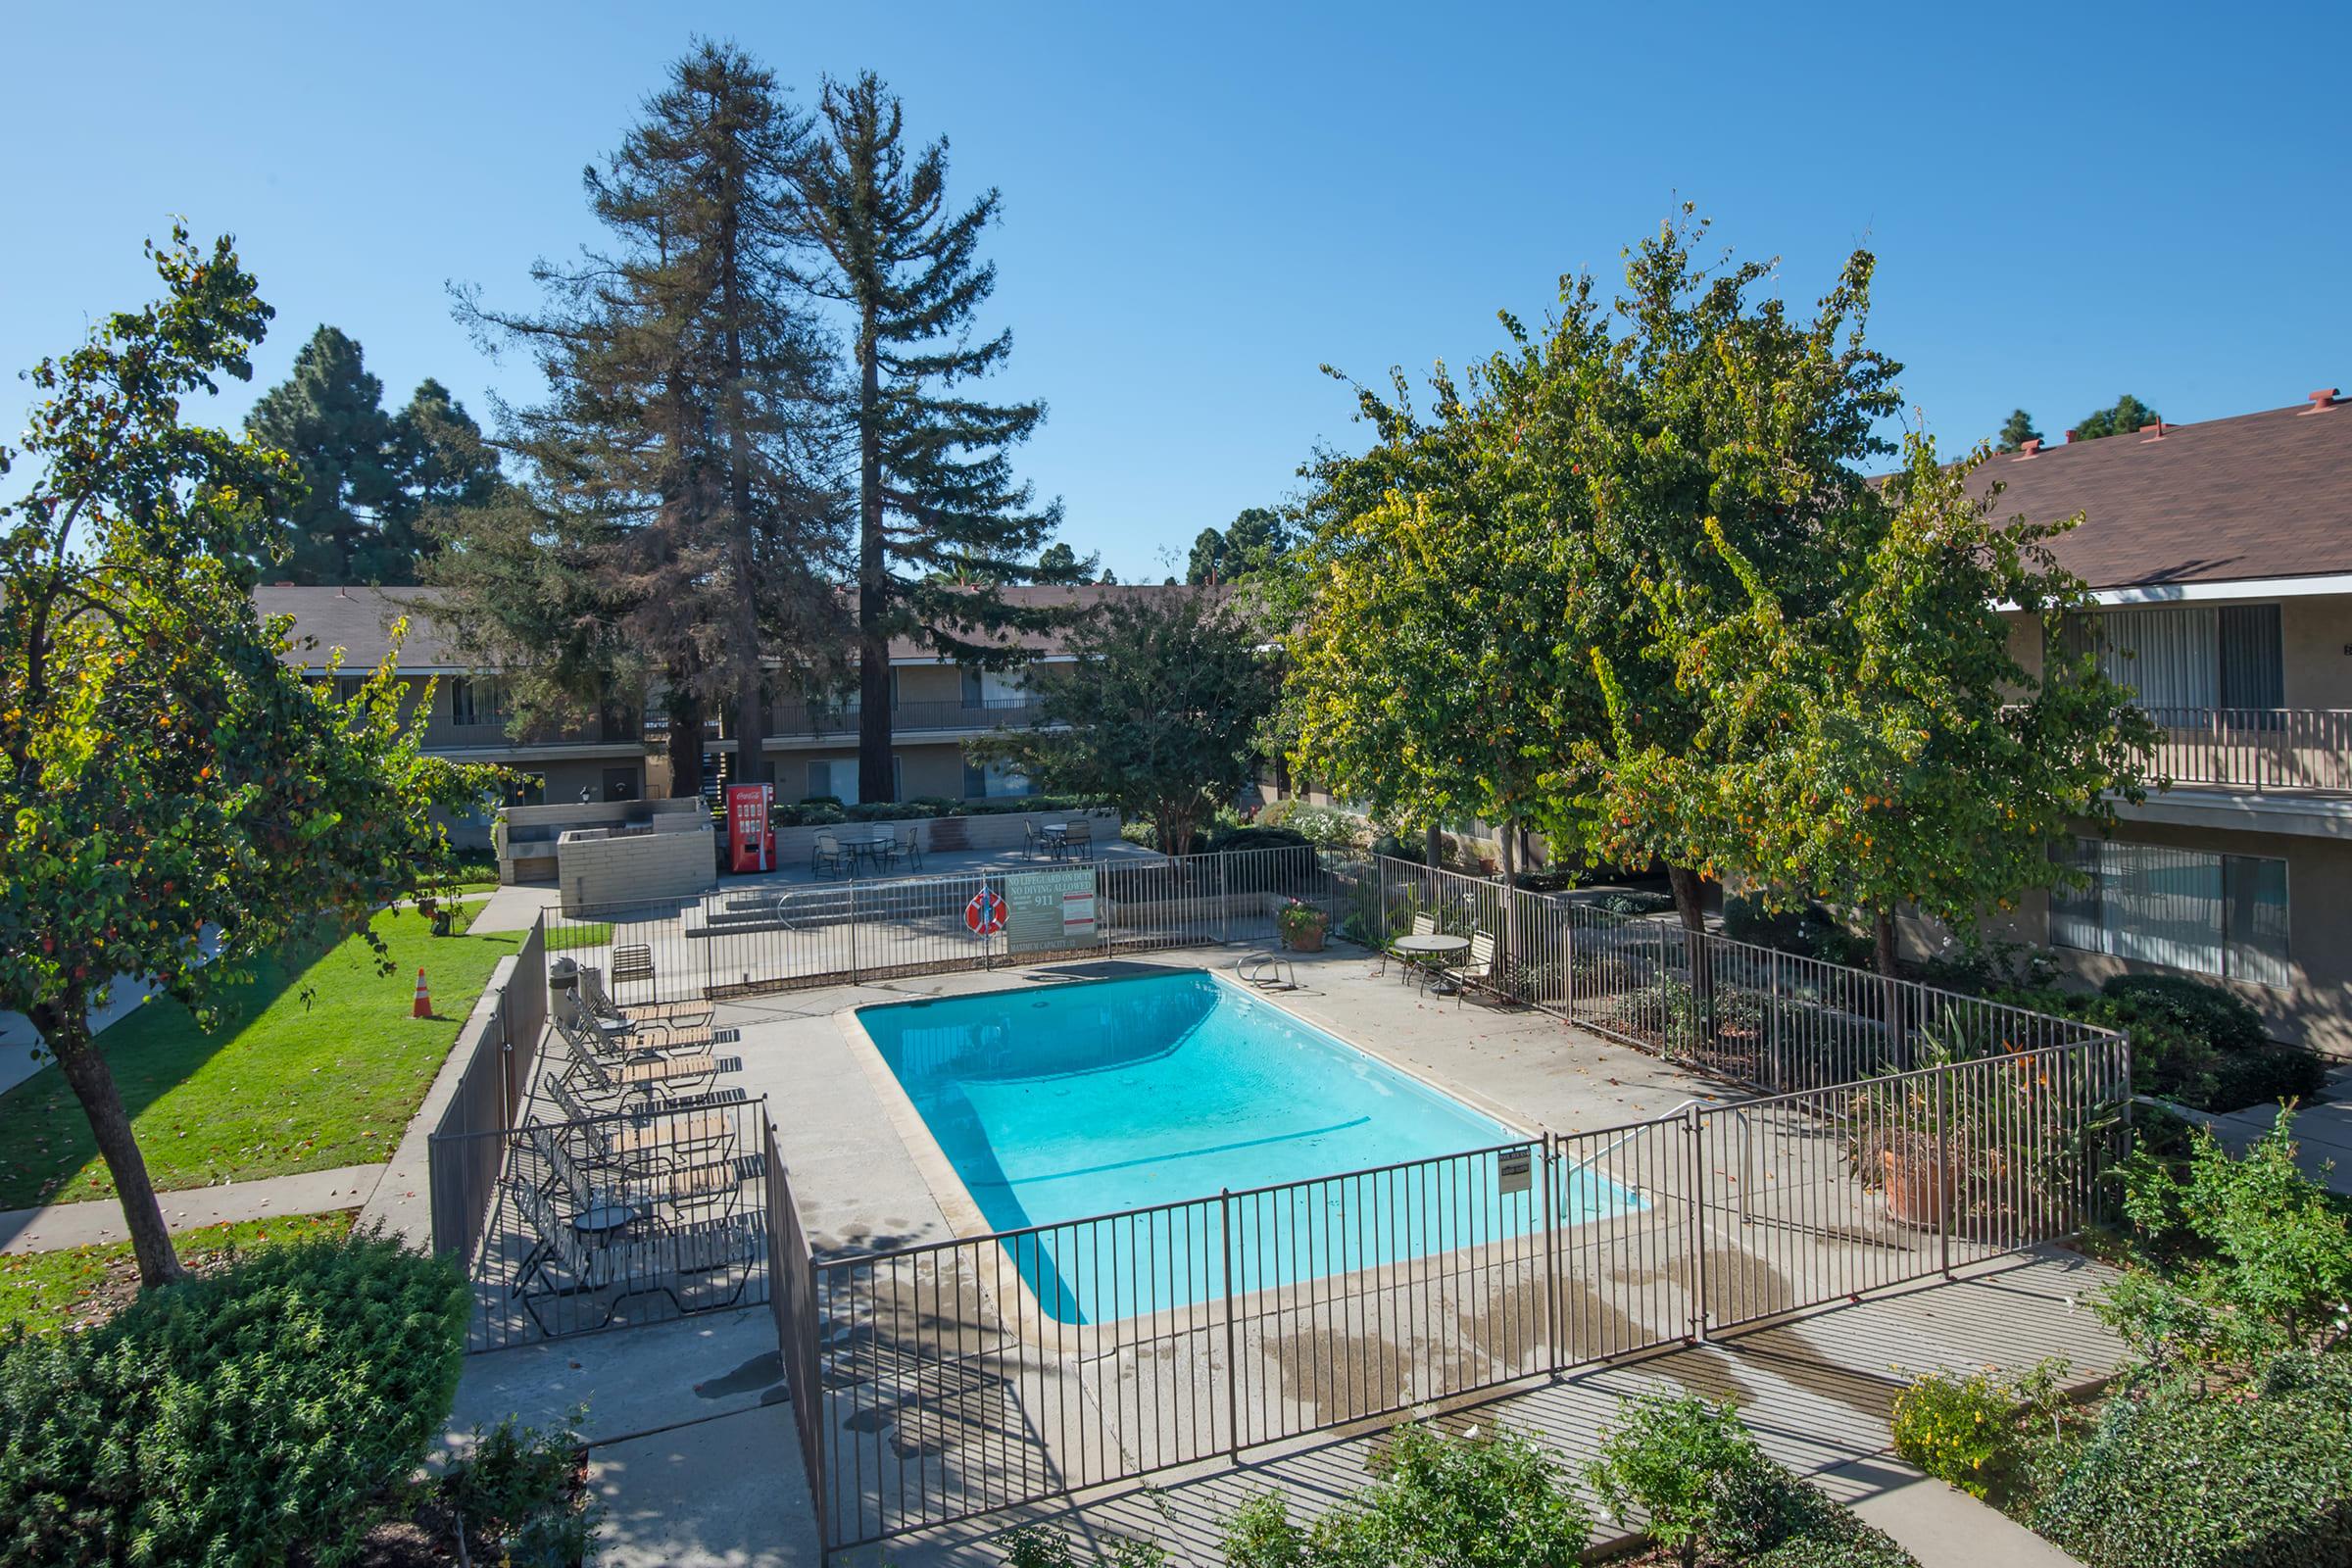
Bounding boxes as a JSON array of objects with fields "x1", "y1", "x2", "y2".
[
  {"x1": 1589, "y1": 889, "x2": 1675, "y2": 917},
  {"x1": 2100, "y1": 973, "x2": 2269, "y2": 1054},
  {"x1": 2101, "y1": 1112, "x2": 2352, "y2": 1368},
  {"x1": 1585, "y1": 1395, "x2": 1774, "y2": 1568},
  {"x1": 1889, "y1": 1360, "x2": 2063, "y2": 1499},
  {"x1": 0, "y1": 1226, "x2": 469, "y2": 1568},
  {"x1": 1217, "y1": 1424, "x2": 1588, "y2": 1568},
  {"x1": 1208, "y1": 824, "x2": 1312, "y2": 856},
  {"x1": 2024, "y1": 1352, "x2": 2352, "y2": 1568},
  {"x1": 1001, "y1": 1523, "x2": 1166, "y2": 1568},
  {"x1": 1258, "y1": 801, "x2": 1366, "y2": 850},
  {"x1": 449, "y1": 1411, "x2": 602, "y2": 1567}
]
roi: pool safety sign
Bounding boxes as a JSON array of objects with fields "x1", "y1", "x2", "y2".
[
  {"x1": 1005, "y1": 867, "x2": 1099, "y2": 955},
  {"x1": 1498, "y1": 1148, "x2": 1533, "y2": 1196}
]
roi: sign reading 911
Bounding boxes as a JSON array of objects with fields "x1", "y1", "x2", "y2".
[{"x1": 1005, "y1": 866, "x2": 1099, "y2": 955}]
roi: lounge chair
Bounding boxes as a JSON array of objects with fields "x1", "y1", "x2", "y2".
[
  {"x1": 555, "y1": 985, "x2": 718, "y2": 1057},
  {"x1": 546, "y1": 1080, "x2": 738, "y2": 1177},
  {"x1": 561, "y1": 1036, "x2": 720, "y2": 1109},
  {"x1": 580, "y1": 964, "x2": 712, "y2": 1030},
  {"x1": 536, "y1": 1124, "x2": 741, "y2": 1223},
  {"x1": 508, "y1": 1176, "x2": 760, "y2": 1335},
  {"x1": 811, "y1": 831, "x2": 850, "y2": 879}
]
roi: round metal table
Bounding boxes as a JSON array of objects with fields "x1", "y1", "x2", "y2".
[{"x1": 1392, "y1": 933, "x2": 1471, "y2": 993}]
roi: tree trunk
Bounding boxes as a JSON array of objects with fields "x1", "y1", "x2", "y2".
[
  {"x1": 856, "y1": 311, "x2": 896, "y2": 805},
  {"x1": 1873, "y1": 906, "x2": 1900, "y2": 978},
  {"x1": 35, "y1": 997, "x2": 185, "y2": 1289},
  {"x1": 1664, "y1": 862, "x2": 1709, "y2": 933},
  {"x1": 667, "y1": 688, "x2": 705, "y2": 800},
  {"x1": 1424, "y1": 822, "x2": 1444, "y2": 869},
  {"x1": 717, "y1": 228, "x2": 767, "y2": 794}
]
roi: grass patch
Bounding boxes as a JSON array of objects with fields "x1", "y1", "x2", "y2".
[
  {"x1": 545, "y1": 921, "x2": 612, "y2": 953},
  {"x1": 0, "y1": 909, "x2": 518, "y2": 1208},
  {"x1": 0, "y1": 1209, "x2": 357, "y2": 1336}
]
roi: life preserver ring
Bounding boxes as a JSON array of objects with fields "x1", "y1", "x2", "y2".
[{"x1": 965, "y1": 885, "x2": 1006, "y2": 935}]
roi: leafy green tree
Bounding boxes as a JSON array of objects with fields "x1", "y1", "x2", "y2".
[
  {"x1": 1555, "y1": 213, "x2": 1902, "y2": 929},
  {"x1": 971, "y1": 589, "x2": 1276, "y2": 853},
  {"x1": 1996, "y1": 407, "x2": 2041, "y2": 452},
  {"x1": 791, "y1": 71, "x2": 1078, "y2": 802},
  {"x1": 0, "y1": 229, "x2": 498, "y2": 1288},
  {"x1": 1288, "y1": 361, "x2": 1587, "y2": 890},
  {"x1": 1640, "y1": 433, "x2": 2156, "y2": 973},
  {"x1": 2071, "y1": 392, "x2": 2163, "y2": 441},
  {"x1": 434, "y1": 41, "x2": 847, "y2": 797}
]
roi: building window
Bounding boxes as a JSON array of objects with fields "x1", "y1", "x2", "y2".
[
  {"x1": 504, "y1": 771, "x2": 546, "y2": 808},
  {"x1": 334, "y1": 674, "x2": 367, "y2": 704},
  {"x1": 2050, "y1": 838, "x2": 2289, "y2": 986},
  {"x1": 961, "y1": 757, "x2": 1032, "y2": 799},
  {"x1": 449, "y1": 677, "x2": 508, "y2": 727},
  {"x1": 807, "y1": 759, "x2": 858, "y2": 805},
  {"x1": 2060, "y1": 606, "x2": 2283, "y2": 715}
]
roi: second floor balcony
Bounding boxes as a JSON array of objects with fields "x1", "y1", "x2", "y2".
[
  {"x1": 764, "y1": 697, "x2": 1048, "y2": 740},
  {"x1": 2138, "y1": 706, "x2": 2352, "y2": 796}
]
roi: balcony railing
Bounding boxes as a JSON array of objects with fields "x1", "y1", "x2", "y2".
[
  {"x1": 765, "y1": 698, "x2": 1046, "y2": 738},
  {"x1": 2137, "y1": 706, "x2": 2352, "y2": 795}
]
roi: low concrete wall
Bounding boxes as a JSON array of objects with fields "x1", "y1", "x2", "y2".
[
  {"x1": 767, "y1": 807, "x2": 1119, "y2": 868},
  {"x1": 498, "y1": 796, "x2": 707, "y2": 885},
  {"x1": 559, "y1": 820, "x2": 716, "y2": 913}
]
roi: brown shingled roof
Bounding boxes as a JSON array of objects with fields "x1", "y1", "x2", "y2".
[
  {"x1": 1972, "y1": 396, "x2": 2351, "y2": 589},
  {"x1": 255, "y1": 580, "x2": 1202, "y2": 671}
]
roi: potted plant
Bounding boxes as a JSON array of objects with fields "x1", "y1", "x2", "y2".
[{"x1": 1275, "y1": 899, "x2": 1330, "y2": 953}]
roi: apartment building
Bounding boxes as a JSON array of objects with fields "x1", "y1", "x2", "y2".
[
  {"x1": 256, "y1": 586, "x2": 650, "y2": 833},
  {"x1": 1975, "y1": 389, "x2": 2352, "y2": 1052}
]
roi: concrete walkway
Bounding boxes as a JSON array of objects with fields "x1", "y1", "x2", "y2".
[
  {"x1": 2171, "y1": 1063, "x2": 2352, "y2": 1194},
  {"x1": 1827, "y1": 1456, "x2": 2084, "y2": 1568},
  {"x1": 0, "y1": 1162, "x2": 386, "y2": 1253}
]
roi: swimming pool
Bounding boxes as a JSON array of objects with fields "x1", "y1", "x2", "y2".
[{"x1": 857, "y1": 969, "x2": 1643, "y2": 1323}]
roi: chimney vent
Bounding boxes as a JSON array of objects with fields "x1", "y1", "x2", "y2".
[
  {"x1": 2063, "y1": 428, "x2": 2079, "y2": 443},
  {"x1": 2140, "y1": 420, "x2": 2167, "y2": 440},
  {"x1": 2304, "y1": 388, "x2": 2342, "y2": 415},
  {"x1": 2017, "y1": 437, "x2": 2043, "y2": 457}
]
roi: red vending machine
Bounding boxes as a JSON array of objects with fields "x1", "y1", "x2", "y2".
[{"x1": 725, "y1": 783, "x2": 775, "y2": 873}]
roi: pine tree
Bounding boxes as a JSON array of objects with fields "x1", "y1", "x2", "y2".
[
  {"x1": 434, "y1": 41, "x2": 847, "y2": 798},
  {"x1": 792, "y1": 71, "x2": 1077, "y2": 803},
  {"x1": 1995, "y1": 408, "x2": 2040, "y2": 453},
  {"x1": 247, "y1": 325, "x2": 401, "y2": 582}
]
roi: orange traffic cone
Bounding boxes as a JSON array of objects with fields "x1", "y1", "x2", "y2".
[{"x1": 412, "y1": 967, "x2": 431, "y2": 1019}]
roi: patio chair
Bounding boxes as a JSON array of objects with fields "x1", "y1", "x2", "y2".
[
  {"x1": 1448, "y1": 931, "x2": 1499, "y2": 1007},
  {"x1": 811, "y1": 831, "x2": 850, "y2": 879},
  {"x1": 579, "y1": 964, "x2": 713, "y2": 1030},
  {"x1": 1061, "y1": 819, "x2": 1094, "y2": 861},
  {"x1": 1382, "y1": 913, "x2": 1438, "y2": 984},
  {"x1": 1023, "y1": 820, "x2": 1045, "y2": 861},
  {"x1": 866, "y1": 833, "x2": 900, "y2": 875},
  {"x1": 897, "y1": 827, "x2": 924, "y2": 873}
]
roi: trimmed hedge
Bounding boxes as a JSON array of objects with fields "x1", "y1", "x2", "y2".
[
  {"x1": 763, "y1": 792, "x2": 1108, "y2": 828},
  {"x1": 0, "y1": 1227, "x2": 469, "y2": 1568},
  {"x1": 2024, "y1": 1353, "x2": 2352, "y2": 1568}
]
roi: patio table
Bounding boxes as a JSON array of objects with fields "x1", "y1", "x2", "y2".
[
  {"x1": 1392, "y1": 932, "x2": 1471, "y2": 994},
  {"x1": 1037, "y1": 820, "x2": 1071, "y2": 858},
  {"x1": 841, "y1": 829, "x2": 898, "y2": 875}
]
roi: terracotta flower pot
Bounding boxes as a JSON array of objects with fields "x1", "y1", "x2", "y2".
[
  {"x1": 1288, "y1": 924, "x2": 1327, "y2": 953},
  {"x1": 1883, "y1": 1145, "x2": 1953, "y2": 1229}
]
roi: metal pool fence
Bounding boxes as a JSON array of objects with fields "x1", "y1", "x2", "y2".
[
  {"x1": 544, "y1": 845, "x2": 1339, "y2": 1005},
  {"x1": 425, "y1": 916, "x2": 548, "y2": 1269},
  {"x1": 1361, "y1": 858, "x2": 2115, "y2": 1091},
  {"x1": 776, "y1": 1034, "x2": 2131, "y2": 1551}
]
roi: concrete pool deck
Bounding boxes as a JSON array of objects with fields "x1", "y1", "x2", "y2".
[{"x1": 455, "y1": 942, "x2": 2125, "y2": 1566}]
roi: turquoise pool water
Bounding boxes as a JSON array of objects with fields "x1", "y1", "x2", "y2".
[{"x1": 858, "y1": 969, "x2": 1642, "y2": 1323}]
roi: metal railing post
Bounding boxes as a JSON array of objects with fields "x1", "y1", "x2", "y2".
[
  {"x1": 1685, "y1": 1102, "x2": 1710, "y2": 1344},
  {"x1": 1221, "y1": 1188, "x2": 1242, "y2": 1457},
  {"x1": 1938, "y1": 1065, "x2": 1954, "y2": 1279},
  {"x1": 1542, "y1": 1132, "x2": 1561, "y2": 1374}
]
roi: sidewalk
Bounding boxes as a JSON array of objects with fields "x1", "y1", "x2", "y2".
[
  {"x1": 0, "y1": 1163, "x2": 387, "y2": 1253},
  {"x1": 2169, "y1": 1063, "x2": 2352, "y2": 1195}
]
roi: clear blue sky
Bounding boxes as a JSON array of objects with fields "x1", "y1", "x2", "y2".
[{"x1": 6, "y1": 2, "x2": 2347, "y2": 581}]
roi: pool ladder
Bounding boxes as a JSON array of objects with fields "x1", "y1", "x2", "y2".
[{"x1": 1234, "y1": 950, "x2": 1299, "y2": 990}]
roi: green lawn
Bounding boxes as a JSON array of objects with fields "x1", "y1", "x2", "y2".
[
  {"x1": 0, "y1": 909, "x2": 519, "y2": 1209},
  {"x1": 0, "y1": 1210, "x2": 356, "y2": 1335},
  {"x1": 545, "y1": 921, "x2": 612, "y2": 952}
]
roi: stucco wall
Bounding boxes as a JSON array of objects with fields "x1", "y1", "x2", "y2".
[
  {"x1": 557, "y1": 819, "x2": 716, "y2": 913},
  {"x1": 2281, "y1": 594, "x2": 2352, "y2": 709}
]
